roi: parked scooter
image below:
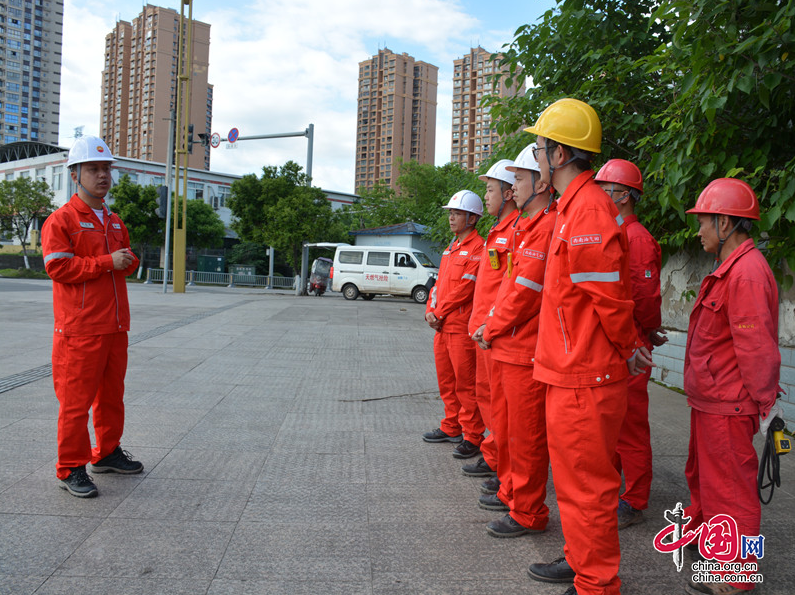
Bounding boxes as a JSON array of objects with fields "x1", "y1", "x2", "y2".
[{"x1": 307, "y1": 257, "x2": 333, "y2": 296}]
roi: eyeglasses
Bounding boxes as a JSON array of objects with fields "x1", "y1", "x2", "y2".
[{"x1": 532, "y1": 143, "x2": 557, "y2": 161}]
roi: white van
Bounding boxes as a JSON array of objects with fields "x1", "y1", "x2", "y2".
[{"x1": 331, "y1": 245, "x2": 439, "y2": 303}]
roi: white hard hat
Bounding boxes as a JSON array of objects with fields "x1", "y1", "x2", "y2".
[
  {"x1": 478, "y1": 159, "x2": 516, "y2": 185},
  {"x1": 67, "y1": 135, "x2": 116, "y2": 168},
  {"x1": 506, "y1": 143, "x2": 541, "y2": 173},
  {"x1": 443, "y1": 189, "x2": 483, "y2": 217}
]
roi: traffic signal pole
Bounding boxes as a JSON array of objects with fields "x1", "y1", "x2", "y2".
[{"x1": 212, "y1": 125, "x2": 315, "y2": 292}]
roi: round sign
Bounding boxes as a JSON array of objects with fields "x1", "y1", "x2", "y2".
[
  {"x1": 210, "y1": 132, "x2": 221, "y2": 148},
  {"x1": 228, "y1": 127, "x2": 239, "y2": 144}
]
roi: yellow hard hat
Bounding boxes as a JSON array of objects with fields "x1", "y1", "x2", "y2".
[{"x1": 524, "y1": 98, "x2": 602, "y2": 154}]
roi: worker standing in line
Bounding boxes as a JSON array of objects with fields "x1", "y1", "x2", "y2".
[
  {"x1": 423, "y1": 191, "x2": 485, "y2": 459},
  {"x1": 595, "y1": 159, "x2": 665, "y2": 529},
  {"x1": 523, "y1": 98, "x2": 652, "y2": 595},
  {"x1": 472, "y1": 143, "x2": 556, "y2": 538},
  {"x1": 42, "y1": 135, "x2": 143, "y2": 498},
  {"x1": 461, "y1": 160, "x2": 517, "y2": 472},
  {"x1": 681, "y1": 178, "x2": 781, "y2": 595}
]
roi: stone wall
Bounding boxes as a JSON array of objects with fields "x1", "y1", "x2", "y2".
[
  {"x1": 0, "y1": 254, "x2": 45, "y2": 271},
  {"x1": 652, "y1": 250, "x2": 795, "y2": 424}
]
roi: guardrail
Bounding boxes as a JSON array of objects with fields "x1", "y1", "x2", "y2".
[{"x1": 144, "y1": 268, "x2": 296, "y2": 289}]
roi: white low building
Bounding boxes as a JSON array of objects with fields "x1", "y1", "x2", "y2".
[{"x1": 0, "y1": 141, "x2": 356, "y2": 244}]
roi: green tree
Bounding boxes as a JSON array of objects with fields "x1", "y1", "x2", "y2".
[
  {"x1": 227, "y1": 242, "x2": 273, "y2": 276},
  {"x1": 0, "y1": 177, "x2": 56, "y2": 268},
  {"x1": 181, "y1": 198, "x2": 226, "y2": 249},
  {"x1": 485, "y1": 0, "x2": 795, "y2": 286},
  {"x1": 227, "y1": 161, "x2": 344, "y2": 272},
  {"x1": 342, "y1": 160, "x2": 486, "y2": 250},
  {"x1": 108, "y1": 174, "x2": 162, "y2": 262}
]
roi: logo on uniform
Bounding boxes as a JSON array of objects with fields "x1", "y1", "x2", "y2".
[
  {"x1": 79, "y1": 221, "x2": 95, "y2": 228},
  {"x1": 523, "y1": 249, "x2": 545, "y2": 260},
  {"x1": 460, "y1": 251, "x2": 469, "y2": 256},
  {"x1": 571, "y1": 234, "x2": 602, "y2": 246},
  {"x1": 111, "y1": 223, "x2": 121, "y2": 230},
  {"x1": 495, "y1": 237, "x2": 508, "y2": 245}
]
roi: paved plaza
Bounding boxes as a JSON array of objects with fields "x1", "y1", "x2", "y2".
[{"x1": 0, "y1": 278, "x2": 793, "y2": 594}]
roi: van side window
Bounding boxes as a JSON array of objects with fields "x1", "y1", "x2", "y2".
[
  {"x1": 367, "y1": 252, "x2": 390, "y2": 266},
  {"x1": 339, "y1": 251, "x2": 363, "y2": 265},
  {"x1": 395, "y1": 253, "x2": 412, "y2": 267}
]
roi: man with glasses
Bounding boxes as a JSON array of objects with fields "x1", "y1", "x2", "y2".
[
  {"x1": 522, "y1": 99, "x2": 651, "y2": 595},
  {"x1": 595, "y1": 159, "x2": 665, "y2": 531}
]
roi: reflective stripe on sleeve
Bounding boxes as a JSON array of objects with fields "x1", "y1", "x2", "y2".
[
  {"x1": 515, "y1": 276, "x2": 543, "y2": 292},
  {"x1": 570, "y1": 271, "x2": 620, "y2": 283},
  {"x1": 462, "y1": 273, "x2": 477, "y2": 282},
  {"x1": 44, "y1": 252, "x2": 74, "y2": 264}
]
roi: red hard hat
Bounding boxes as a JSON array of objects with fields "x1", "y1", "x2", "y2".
[
  {"x1": 594, "y1": 159, "x2": 643, "y2": 193},
  {"x1": 686, "y1": 178, "x2": 760, "y2": 220}
]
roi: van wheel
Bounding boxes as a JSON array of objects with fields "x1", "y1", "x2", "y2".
[
  {"x1": 412, "y1": 286, "x2": 429, "y2": 304},
  {"x1": 342, "y1": 283, "x2": 360, "y2": 300},
  {"x1": 362, "y1": 293, "x2": 375, "y2": 301}
]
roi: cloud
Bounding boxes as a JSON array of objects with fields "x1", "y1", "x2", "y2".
[{"x1": 60, "y1": 0, "x2": 503, "y2": 193}]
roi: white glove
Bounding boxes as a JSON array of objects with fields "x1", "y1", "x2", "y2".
[{"x1": 760, "y1": 402, "x2": 784, "y2": 436}]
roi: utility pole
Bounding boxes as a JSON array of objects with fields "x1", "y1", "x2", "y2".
[
  {"x1": 172, "y1": 0, "x2": 194, "y2": 293},
  {"x1": 162, "y1": 110, "x2": 175, "y2": 294}
]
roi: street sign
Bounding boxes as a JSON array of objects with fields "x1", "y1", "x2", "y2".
[
  {"x1": 210, "y1": 132, "x2": 221, "y2": 148},
  {"x1": 228, "y1": 127, "x2": 239, "y2": 144}
]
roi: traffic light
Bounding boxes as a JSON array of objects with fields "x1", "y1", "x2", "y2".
[
  {"x1": 198, "y1": 132, "x2": 208, "y2": 147},
  {"x1": 187, "y1": 124, "x2": 194, "y2": 154},
  {"x1": 157, "y1": 185, "x2": 168, "y2": 219}
]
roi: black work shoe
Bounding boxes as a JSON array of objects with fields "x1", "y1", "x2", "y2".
[
  {"x1": 487, "y1": 514, "x2": 542, "y2": 538},
  {"x1": 478, "y1": 493, "x2": 509, "y2": 511},
  {"x1": 452, "y1": 439, "x2": 480, "y2": 459},
  {"x1": 527, "y1": 557, "x2": 575, "y2": 583},
  {"x1": 91, "y1": 446, "x2": 143, "y2": 474},
  {"x1": 461, "y1": 457, "x2": 496, "y2": 477},
  {"x1": 59, "y1": 466, "x2": 98, "y2": 498},
  {"x1": 617, "y1": 499, "x2": 644, "y2": 529},
  {"x1": 480, "y1": 475, "x2": 500, "y2": 495},
  {"x1": 422, "y1": 428, "x2": 463, "y2": 443}
]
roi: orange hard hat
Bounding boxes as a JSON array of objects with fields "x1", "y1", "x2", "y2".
[
  {"x1": 595, "y1": 159, "x2": 643, "y2": 193},
  {"x1": 686, "y1": 178, "x2": 760, "y2": 220}
]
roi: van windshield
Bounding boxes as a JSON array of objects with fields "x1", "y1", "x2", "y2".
[{"x1": 412, "y1": 252, "x2": 436, "y2": 268}]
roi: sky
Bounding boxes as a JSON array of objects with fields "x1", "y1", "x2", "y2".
[{"x1": 60, "y1": 0, "x2": 557, "y2": 194}]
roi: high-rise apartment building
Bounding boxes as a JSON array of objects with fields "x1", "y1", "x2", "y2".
[
  {"x1": 0, "y1": 0, "x2": 63, "y2": 145},
  {"x1": 451, "y1": 47, "x2": 524, "y2": 172},
  {"x1": 100, "y1": 5, "x2": 212, "y2": 170},
  {"x1": 355, "y1": 49, "x2": 437, "y2": 191}
]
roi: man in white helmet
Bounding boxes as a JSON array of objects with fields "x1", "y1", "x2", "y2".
[
  {"x1": 472, "y1": 144, "x2": 556, "y2": 537},
  {"x1": 41, "y1": 135, "x2": 143, "y2": 498},
  {"x1": 423, "y1": 190, "x2": 485, "y2": 455},
  {"x1": 459, "y1": 160, "x2": 517, "y2": 471}
]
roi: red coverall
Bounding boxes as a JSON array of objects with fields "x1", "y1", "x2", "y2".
[
  {"x1": 614, "y1": 214, "x2": 662, "y2": 511},
  {"x1": 483, "y1": 207, "x2": 556, "y2": 530},
  {"x1": 426, "y1": 230, "x2": 484, "y2": 444},
  {"x1": 468, "y1": 215, "x2": 517, "y2": 469},
  {"x1": 683, "y1": 239, "x2": 779, "y2": 590},
  {"x1": 42, "y1": 194, "x2": 139, "y2": 480},
  {"x1": 533, "y1": 171, "x2": 638, "y2": 595}
]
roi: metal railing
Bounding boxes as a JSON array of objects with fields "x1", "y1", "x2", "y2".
[{"x1": 144, "y1": 268, "x2": 296, "y2": 289}]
